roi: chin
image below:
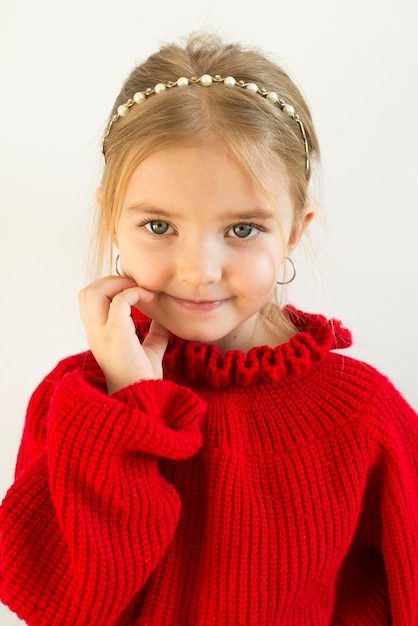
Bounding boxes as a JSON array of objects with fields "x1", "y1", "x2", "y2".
[
  {"x1": 166, "y1": 323, "x2": 229, "y2": 345},
  {"x1": 175, "y1": 330, "x2": 225, "y2": 344}
]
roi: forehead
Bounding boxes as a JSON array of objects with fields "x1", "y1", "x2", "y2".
[{"x1": 122, "y1": 142, "x2": 294, "y2": 213}]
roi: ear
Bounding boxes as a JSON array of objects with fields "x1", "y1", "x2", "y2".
[{"x1": 288, "y1": 203, "x2": 316, "y2": 250}]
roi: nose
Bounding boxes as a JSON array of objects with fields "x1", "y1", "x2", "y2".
[{"x1": 176, "y1": 237, "x2": 223, "y2": 285}]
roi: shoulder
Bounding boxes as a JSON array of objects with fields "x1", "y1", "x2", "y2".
[
  {"x1": 325, "y1": 350, "x2": 413, "y2": 403},
  {"x1": 15, "y1": 351, "x2": 105, "y2": 472},
  {"x1": 320, "y1": 351, "x2": 418, "y2": 441},
  {"x1": 40, "y1": 350, "x2": 104, "y2": 387},
  {"x1": 27, "y1": 350, "x2": 105, "y2": 410},
  {"x1": 322, "y1": 351, "x2": 387, "y2": 394},
  {"x1": 49, "y1": 350, "x2": 102, "y2": 377}
]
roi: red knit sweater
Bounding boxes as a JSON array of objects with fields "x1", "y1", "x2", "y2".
[{"x1": 1, "y1": 308, "x2": 417, "y2": 625}]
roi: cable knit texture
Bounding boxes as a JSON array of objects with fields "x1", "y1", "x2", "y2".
[{"x1": 1, "y1": 307, "x2": 417, "y2": 625}]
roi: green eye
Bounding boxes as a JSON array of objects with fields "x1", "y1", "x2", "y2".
[
  {"x1": 232, "y1": 223, "x2": 254, "y2": 238},
  {"x1": 147, "y1": 220, "x2": 170, "y2": 235}
]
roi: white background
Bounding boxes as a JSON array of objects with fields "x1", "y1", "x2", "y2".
[{"x1": 1, "y1": 0, "x2": 417, "y2": 623}]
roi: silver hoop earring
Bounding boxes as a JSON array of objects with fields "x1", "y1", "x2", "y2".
[
  {"x1": 115, "y1": 254, "x2": 123, "y2": 277},
  {"x1": 276, "y1": 256, "x2": 296, "y2": 285}
]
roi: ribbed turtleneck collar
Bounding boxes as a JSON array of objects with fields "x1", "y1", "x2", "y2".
[{"x1": 132, "y1": 306, "x2": 352, "y2": 388}]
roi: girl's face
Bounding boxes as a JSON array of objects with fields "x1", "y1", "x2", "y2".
[{"x1": 115, "y1": 143, "x2": 311, "y2": 352}]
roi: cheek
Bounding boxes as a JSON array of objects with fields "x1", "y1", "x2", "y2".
[
  {"x1": 121, "y1": 247, "x2": 170, "y2": 289},
  {"x1": 234, "y1": 249, "x2": 280, "y2": 292}
]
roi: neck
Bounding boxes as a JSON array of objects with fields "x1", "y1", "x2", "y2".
[{"x1": 208, "y1": 314, "x2": 295, "y2": 355}]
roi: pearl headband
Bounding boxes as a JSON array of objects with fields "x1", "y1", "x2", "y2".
[{"x1": 102, "y1": 74, "x2": 310, "y2": 176}]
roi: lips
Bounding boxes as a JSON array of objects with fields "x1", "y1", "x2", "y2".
[{"x1": 169, "y1": 295, "x2": 229, "y2": 311}]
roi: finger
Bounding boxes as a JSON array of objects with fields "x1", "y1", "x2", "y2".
[
  {"x1": 79, "y1": 277, "x2": 154, "y2": 326},
  {"x1": 142, "y1": 320, "x2": 170, "y2": 360},
  {"x1": 107, "y1": 287, "x2": 156, "y2": 329},
  {"x1": 109, "y1": 286, "x2": 155, "y2": 309},
  {"x1": 79, "y1": 276, "x2": 138, "y2": 325}
]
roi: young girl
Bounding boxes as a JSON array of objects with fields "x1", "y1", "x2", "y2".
[{"x1": 1, "y1": 33, "x2": 417, "y2": 626}]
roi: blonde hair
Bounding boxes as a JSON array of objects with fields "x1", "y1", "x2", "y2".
[{"x1": 96, "y1": 33, "x2": 320, "y2": 332}]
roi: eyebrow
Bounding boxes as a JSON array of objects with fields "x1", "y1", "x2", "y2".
[
  {"x1": 125, "y1": 202, "x2": 181, "y2": 219},
  {"x1": 124, "y1": 202, "x2": 275, "y2": 221}
]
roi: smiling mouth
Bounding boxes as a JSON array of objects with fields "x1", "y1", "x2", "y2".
[{"x1": 169, "y1": 295, "x2": 229, "y2": 311}]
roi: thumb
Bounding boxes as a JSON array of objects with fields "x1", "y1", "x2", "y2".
[{"x1": 142, "y1": 319, "x2": 170, "y2": 362}]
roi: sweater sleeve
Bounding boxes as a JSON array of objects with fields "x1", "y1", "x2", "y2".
[
  {"x1": 0, "y1": 354, "x2": 205, "y2": 626},
  {"x1": 333, "y1": 378, "x2": 418, "y2": 625}
]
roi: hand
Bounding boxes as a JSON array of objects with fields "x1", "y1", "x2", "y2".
[{"x1": 78, "y1": 276, "x2": 169, "y2": 394}]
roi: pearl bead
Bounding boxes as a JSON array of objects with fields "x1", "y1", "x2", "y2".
[
  {"x1": 245, "y1": 82, "x2": 258, "y2": 93},
  {"x1": 177, "y1": 77, "x2": 189, "y2": 87},
  {"x1": 154, "y1": 83, "x2": 166, "y2": 94},
  {"x1": 266, "y1": 91, "x2": 279, "y2": 103},
  {"x1": 282, "y1": 103, "x2": 295, "y2": 118},
  {"x1": 200, "y1": 74, "x2": 213, "y2": 87},
  {"x1": 133, "y1": 92, "x2": 146, "y2": 104},
  {"x1": 224, "y1": 76, "x2": 236, "y2": 87},
  {"x1": 117, "y1": 104, "x2": 130, "y2": 117}
]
